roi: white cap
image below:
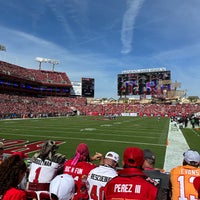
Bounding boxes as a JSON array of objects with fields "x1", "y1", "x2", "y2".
[
  {"x1": 183, "y1": 150, "x2": 200, "y2": 164},
  {"x1": 105, "y1": 151, "x2": 119, "y2": 163},
  {"x1": 50, "y1": 174, "x2": 75, "y2": 200}
]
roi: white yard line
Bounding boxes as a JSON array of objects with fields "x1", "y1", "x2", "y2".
[
  {"x1": 163, "y1": 121, "x2": 190, "y2": 172},
  {"x1": 1, "y1": 132, "x2": 165, "y2": 146}
]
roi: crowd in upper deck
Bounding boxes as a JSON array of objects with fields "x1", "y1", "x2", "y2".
[{"x1": 0, "y1": 61, "x2": 71, "y2": 85}]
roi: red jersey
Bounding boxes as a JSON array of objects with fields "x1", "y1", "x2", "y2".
[
  {"x1": 2, "y1": 187, "x2": 26, "y2": 200},
  {"x1": 63, "y1": 159, "x2": 96, "y2": 200},
  {"x1": 104, "y1": 168, "x2": 158, "y2": 200}
]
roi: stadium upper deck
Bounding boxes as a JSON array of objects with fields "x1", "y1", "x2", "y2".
[
  {"x1": 0, "y1": 60, "x2": 71, "y2": 86},
  {"x1": 0, "y1": 60, "x2": 72, "y2": 96}
]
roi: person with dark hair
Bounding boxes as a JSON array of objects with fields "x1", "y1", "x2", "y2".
[
  {"x1": 63, "y1": 143, "x2": 103, "y2": 200},
  {"x1": 0, "y1": 154, "x2": 27, "y2": 200},
  {"x1": 104, "y1": 146, "x2": 158, "y2": 200},
  {"x1": 143, "y1": 149, "x2": 171, "y2": 200},
  {"x1": 0, "y1": 142, "x2": 5, "y2": 165},
  {"x1": 170, "y1": 149, "x2": 200, "y2": 200},
  {"x1": 11, "y1": 152, "x2": 28, "y2": 190}
]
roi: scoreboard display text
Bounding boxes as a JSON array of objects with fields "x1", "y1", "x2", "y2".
[{"x1": 118, "y1": 70, "x2": 171, "y2": 96}]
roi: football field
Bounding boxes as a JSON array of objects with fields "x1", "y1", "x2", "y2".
[{"x1": 0, "y1": 116, "x2": 170, "y2": 169}]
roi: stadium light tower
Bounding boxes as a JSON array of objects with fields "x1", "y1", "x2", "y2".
[
  {"x1": 35, "y1": 57, "x2": 44, "y2": 70},
  {"x1": 35, "y1": 57, "x2": 59, "y2": 71},
  {"x1": 50, "y1": 60, "x2": 59, "y2": 71}
]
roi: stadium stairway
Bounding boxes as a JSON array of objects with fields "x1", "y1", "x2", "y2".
[{"x1": 163, "y1": 121, "x2": 189, "y2": 172}]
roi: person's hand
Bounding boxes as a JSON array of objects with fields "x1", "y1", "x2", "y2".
[{"x1": 91, "y1": 152, "x2": 103, "y2": 161}]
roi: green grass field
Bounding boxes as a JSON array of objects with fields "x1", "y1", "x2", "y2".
[
  {"x1": 182, "y1": 127, "x2": 200, "y2": 150},
  {"x1": 0, "y1": 116, "x2": 199, "y2": 169}
]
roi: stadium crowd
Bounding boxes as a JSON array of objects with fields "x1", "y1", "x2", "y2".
[
  {"x1": 1, "y1": 61, "x2": 200, "y2": 199},
  {"x1": 0, "y1": 93, "x2": 200, "y2": 122},
  {"x1": 1, "y1": 140, "x2": 200, "y2": 200},
  {"x1": 0, "y1": 60, "x2": 200, "y2": 128}
]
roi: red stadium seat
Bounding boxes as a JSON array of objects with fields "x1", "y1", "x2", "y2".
[
  {"x1": 26, "y1": 190, "x2": 38, "y2": 200},
  {"x1": 39, "y1": 192, "x2": 50, "y2": 200},
  {"x1": 25, "y1": 190, "x2": 50, "y2": 200}
]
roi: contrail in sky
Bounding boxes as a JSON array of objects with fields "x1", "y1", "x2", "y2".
[{"x1": 121, "y1": 0, "x2": 145, "y2": 54}]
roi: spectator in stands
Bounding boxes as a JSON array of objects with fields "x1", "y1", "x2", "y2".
[
  {"x1": 104, "y1": 146, "x2": 158, "y2": 200},
  {"x1": 87, "y1": 151, "x2": 119, "y2": 200},
  {"x1": 193, "y1": 176, "x2": 200, "y2": 199},
  {"x1": 50, "y1": 174, "x2": 75, "y2": 200},
  {"x1": 11, "y1": 152, "x2": 29, "y2": 190},
  {"x1": 63, "y1": 143, "x2": 103, "y2": 200},
  {"x1": 0, "y1": 142, "x2": 5, "y2": 165},
  {"x1": 0, "y1": 154, "x2": 27, "y2": 200},
  {"x1": 170, "y1": 149, "x2": 200, "y2": 200},
  {"x1": 27, "y1": 140, "x2": 66, "y2": 191},
  {"x1": 143, "y1": 149, "x2": 171, "y2": 200}
]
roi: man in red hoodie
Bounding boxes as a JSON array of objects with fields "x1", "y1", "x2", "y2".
[{"x1": 104, "y1": 146, "x2": 158, "y2": 200}]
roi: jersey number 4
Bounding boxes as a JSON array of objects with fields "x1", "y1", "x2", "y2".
[{"x1": 90, "y1": 185, "x2": 104, "y2": 200}]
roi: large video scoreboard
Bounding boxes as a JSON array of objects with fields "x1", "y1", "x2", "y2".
[
  {"x1": 118, "y1": 68, "x2": 171, "y2": 97},
  {"x1": 81, "y1": 77, "x2": 94, "y2": 97}
]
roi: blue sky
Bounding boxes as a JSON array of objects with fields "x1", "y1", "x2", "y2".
[{"x1": 0, "y1": 0, "x2": 200, "y2": 99}]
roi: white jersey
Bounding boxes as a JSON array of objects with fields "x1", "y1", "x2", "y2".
[
  {"x1": 28, "y1": 158, "x2": 60, "y2": 183},
  {"x1": 87, "y1": 165, "x2": 118, "y2": 200}
]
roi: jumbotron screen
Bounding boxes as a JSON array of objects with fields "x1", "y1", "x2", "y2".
[
  {"x1": 81, "y1": 78, "x2": 94, "y2": 97},
  {"x1": 118, "y1": 68, "x2": 171, "y2": 96}
]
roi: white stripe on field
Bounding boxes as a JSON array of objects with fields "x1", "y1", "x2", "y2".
[
  {"x1": 163, "y1": 121, "x2": 189, "y2": 172},
  {"x1": 0, "y1": 132, "x2": 165, "y2": 147}
]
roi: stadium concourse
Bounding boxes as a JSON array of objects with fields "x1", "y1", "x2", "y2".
[{"x1": 163, "y1": 120, "x2": 190, "y2": 172}]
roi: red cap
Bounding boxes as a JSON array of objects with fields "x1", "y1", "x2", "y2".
[
  {"x1": 123, "y1": 147, "x2": 144, "y2": 167},
  {"x1": 193, "y1": 176, "x2": 200, "y2": 193},
  {"x1": 12, "y1": 152, "x2": 28, "y2": 159}
]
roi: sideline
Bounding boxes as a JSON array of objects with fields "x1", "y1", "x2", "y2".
[{"x1": 163, "y1": 121, "x2": 189, "y2": 172}]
